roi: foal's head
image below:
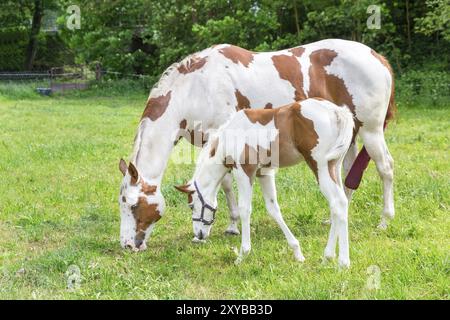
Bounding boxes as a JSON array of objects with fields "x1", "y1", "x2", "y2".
[
  {"x1": 175, "y1": 182, "x2": 217, "y2": 242},
  {"x1": 118, "y1": 159, "x2": 165, "y2": 251}
]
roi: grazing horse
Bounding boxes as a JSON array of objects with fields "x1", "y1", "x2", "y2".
[
  {"x1": 118, "y1": 39, "x2": 395, "y2": 251},
  {"x1": 176, "y1": 98, "x2": 355, "y2": 267}
]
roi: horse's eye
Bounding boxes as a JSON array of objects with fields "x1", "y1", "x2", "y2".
[
  {"x1": 188, "y1": 204, "x2": 194, "y2": 210},
  {"x1": 131, "y1": 204, "x2": 138, "y2": 210}
]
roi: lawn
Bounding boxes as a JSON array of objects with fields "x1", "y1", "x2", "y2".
[{"x1": 0, "y1": 82, "x2": 448, "y2": 299}]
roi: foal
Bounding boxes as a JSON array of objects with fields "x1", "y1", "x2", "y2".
[{"x1": 176, "y1": 98, "x2": 354, "y2": 267}]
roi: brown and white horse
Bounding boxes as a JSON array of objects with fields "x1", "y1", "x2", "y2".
[
  {"x1": 177, "y1": 98, "x2": 355, "y2": 267},
  {"x1": 118, "y1": 39, "x2": 395, "y2": 251}
]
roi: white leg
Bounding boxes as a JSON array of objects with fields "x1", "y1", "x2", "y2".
[
  {"x1": 221, "y1": 173, "x2": 240, "y2": 235},
  {"x1": 258, "y1": 172, "x2": 305, "y2": 262},
  {"x1": 233, "y1": 170, "x2": 254, "y2": 265},
  {"x1": 359, "y1": 129, "x2": 395, "y2": 229},
  {"x1": 318, "y1": 162, "x2": 350, "y2": 268},
  {"x1": 343, "y1": 142, "x2": 358, "y2": 201}
]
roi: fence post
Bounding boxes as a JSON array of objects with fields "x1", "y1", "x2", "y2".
[{"x1": 95, "y1": 62, "x2": 102, "y2": 81}]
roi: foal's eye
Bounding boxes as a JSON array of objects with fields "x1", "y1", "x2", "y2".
[
  {"x1": 188, "y1": 204, "x2": 194, "y2": 210},
  {"x1": 131, "y1": 204, "x2": 138, "y2": 210}
]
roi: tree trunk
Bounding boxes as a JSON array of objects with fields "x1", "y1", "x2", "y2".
[
  {"x1": 293, "y1": 0, "x2": 300, "y2": 39},
  {"x1": 24, "y1": 0, "x2": 43, "y2": 70},
  {"x1": 406, "y1": 0, "x2": 411, "y2": 50}
]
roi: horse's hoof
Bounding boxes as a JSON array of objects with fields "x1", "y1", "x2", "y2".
[
  {"x1": 377, "y1": 221, "x2": 388, "y2": 230},
  {"x1": 192, "y1": 237, "x2": 206, "y2": 244},
  {"x1": 224, "y1": 227, "x2": 240, "y2": 236},
  {"x1": 338, "y1": 259, "x2": 350, "y2": 270},
  {"x1": 294, "y1": 252, "x2": 305, "y2": 262},
  {"x1": 234, "y1": 256, "x2": 244, "y2": 265}
]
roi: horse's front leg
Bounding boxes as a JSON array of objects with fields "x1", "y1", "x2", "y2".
[
  {"x1": 257, "y1": 170, "x2": 305, "y2": 262},
  {"x1": 221, "y1": 173, "x2": 240, "y2": 235},
  {"x1": 233, "y1": 169, "x2": 254, "y2": 265}
]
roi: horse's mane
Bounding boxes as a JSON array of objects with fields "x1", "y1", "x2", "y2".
[{"x1": 150, "y1": 62, "x2": 180, "y2": 95}]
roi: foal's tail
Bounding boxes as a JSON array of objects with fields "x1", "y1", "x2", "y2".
[{"x1": 326, "y1": 106, "x2": 355, "y2": 162}]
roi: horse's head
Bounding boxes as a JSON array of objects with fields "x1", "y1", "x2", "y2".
[
  {"x1": 175, "y1": 182, "x2": 216, "y2": 242},
  {"x1": 118, "y1": 159, "x2": 165, "y2": 251}
]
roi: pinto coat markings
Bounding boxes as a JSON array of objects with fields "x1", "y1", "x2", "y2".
[
  {"x1": 219, "y1": 45, "x2": 254, "y2": 67},
  {"x1": 177, "y1": 56, "x2": 207, "y2": 74},
  {"x1": 241, "y1": 104, "x2": 319, "y2": 178},
  {"x1": 132, "y1": 198, "x2": 161, "y2": 237},
  {"x1": 235, "y1": 89, "x2": 251, "y2": 110},
  {"x1": 142, "y1": 91, "x2": 172, "y2": 121},
  {"x1": 243, "y1": 108, "x2": 279, "y2": 126},
  {"x1": 271, "y1": 54, "x2": 306, "y2": 101},
  {"x1": 308, "y1": 49, "x2": 361, "y2": 135},
  {"x1": 289, "y1": 47, "x2": 306, "y2": 57}
]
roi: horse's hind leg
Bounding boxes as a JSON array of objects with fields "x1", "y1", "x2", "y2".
[
  {"x1": 359, "y1": 128, "x2": 394, "y2": 229},
  {"x1": 258, "y1": 171, "x2": 305, "y2": 262},
  {"x1": 318, "y1": 160, "x2": 350, "y2": 268},
  {"x1": 343, "y1": 142, "x2": 358, "y2": 201},
  {"x1": 323, "y1": 146, "x2": 355, "y2": 226},
  {"x1": 222, "y1": 173, "x2": 240, "y2": 235}
]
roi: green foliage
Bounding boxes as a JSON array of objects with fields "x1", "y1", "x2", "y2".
[
  {"x1": 0, "y1": 27, "x2": 28, "y2": 71},
  {"x1": 396, "y1": 70, "x2": 450, "y2": 107},
  {"x1": 415, "y1": 0, "x2": 450, "y2": 41}
]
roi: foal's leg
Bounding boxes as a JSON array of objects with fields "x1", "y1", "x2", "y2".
[
  {"x1": 359, "y1": 128, "x2": 394, "y2": 229},
  {"x1": 221, "y1": 173, "x2": 240, "y2": 235},
  {"x1": 233, "y1": 170, "x2": 254, "y2": 265},
  {"x1": 317, "y1": 161, "x2": 350, "y2": 268},
  {"x1": 258, "y1": 172, "x2": 305, "y2": 262},
  {"x1": 343, "y1": 142, "x2": 358, "y2": 201}
]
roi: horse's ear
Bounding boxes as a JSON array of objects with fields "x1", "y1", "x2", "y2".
[
  {"x1": 119, "y1": 159, "x2": 127, "y2": 176},
  {"x1": 174, "y1": 183, "x2": 194, "y2": 194},
  {"x1": 128, "y1": 162, "x2": 139, "y2": 185}
]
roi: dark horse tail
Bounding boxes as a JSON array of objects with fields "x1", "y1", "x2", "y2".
[{"x1": 344, "y1": 53, "x2": 396, "y2": 190}]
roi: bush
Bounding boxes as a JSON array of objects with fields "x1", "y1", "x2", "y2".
[{"x1": 396, "y1": 70, "x2": 450, "y2": 107}]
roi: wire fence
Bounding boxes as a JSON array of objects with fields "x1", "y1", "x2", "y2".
[{"x1": 0, "y1": 66, "x2": 448, "y2": 102}]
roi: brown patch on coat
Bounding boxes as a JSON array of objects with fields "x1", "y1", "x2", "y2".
[
  {"x1": 209, "y1": 138, "x2": 219, "y2": 158},
  {"x1": 243, "y1": 108, "x2": 279, "y2": 126},
  {"x1": 239, "y1": 144, "x2": 258, "y2": 183},
  {"x1": 176, "y1": 120, "x2": 208, "y2": 147},
  {"x1": 219, "y1": 45, "x2": 254, "y2": 67},
  {"x1": 235, "y1": 89, "x2": 251, "y2": 110},
  {"x1": 142, "y1": 91, "x2": 172, "y2": 121},
  {"x1": 308, "y1": 49, "x2": 361, "y2": 136},
  {"x1": 328, "y1": 159, "x2": 338, "y2": 184},
  {"x1": 239, "y1": 144, "x2": 273, "y2": 183},
  {"x1": 370, "y1": 50, "x2": 396, "y2": 121},
  {"x1": 289, "y1": 47, "x2": 305, "y2": 57},
  {"x1": 132, "y1": 198, "x2": 161, "y2": 233},
  {"x1": 264, "y1": 103, "x2": 273, "y2": 109},
  {"x1": 177, "y1": 56, "x2": 207, "y2": 74},
  {"x1": 141, "y1": 183, "x2": 157, "y2": 195},
  {"x1": 271, "y1": 54, "x2": 306, "y2": 101},
  {"x1": 292, "y1": 103, "x2": 319, "y2": 179},
  {"x1": 223, "y1": 156, "x2": 237, "y2": 169}
]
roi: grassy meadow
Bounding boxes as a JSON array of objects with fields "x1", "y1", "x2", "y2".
[{"x1": 0, "y1": 81, "x2": 448, "y2": 299}]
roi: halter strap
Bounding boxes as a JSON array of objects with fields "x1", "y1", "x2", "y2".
[{"x1": 192, "y1": 181, "x2": 217, "y2": 225}]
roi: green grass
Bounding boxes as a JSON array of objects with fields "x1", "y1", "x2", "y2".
[{"x1": 0, "y1": 82, "x2": 448, "y2": 299}]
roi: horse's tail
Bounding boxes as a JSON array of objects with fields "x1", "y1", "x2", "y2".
[
  {"x1": 326, "y1": 105, "x2": 355, "y2": 162},
  {"x1": 383, "y1": 55, "x2": 396, "y2": 123}
]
